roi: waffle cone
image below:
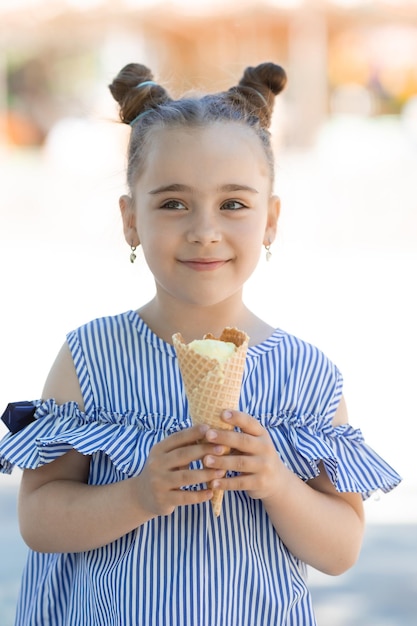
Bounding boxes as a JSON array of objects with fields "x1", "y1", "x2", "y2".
[{"x1": 173, "y1": 328, "x2": 249, "y2": 517}]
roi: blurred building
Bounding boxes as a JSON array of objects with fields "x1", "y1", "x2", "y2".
[{"x1": 0, "y1": 0, "x2": 417, "y2": 147}]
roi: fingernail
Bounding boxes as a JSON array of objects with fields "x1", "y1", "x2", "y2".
[
  {"x1": 222, "y1": 410, "x2": 232, "y2": 420},
  {"x1": 199, "y1": 425, "x2": 209, "y2": 434},
  {"x1": 212, "y1": 480, "x2": 221, "y2": 489}
]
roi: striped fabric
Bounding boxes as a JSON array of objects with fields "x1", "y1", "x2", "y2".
[{"x1": 0, "y1": 311, "x2": 401, "y2": 625}]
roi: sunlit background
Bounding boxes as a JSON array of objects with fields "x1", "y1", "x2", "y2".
[{"x1": 0, "y1": 1, "x2": 416, "y2": 624}]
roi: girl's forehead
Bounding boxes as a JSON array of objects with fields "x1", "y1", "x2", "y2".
[
  {"x1": 129, "y1": 120, "x2": 274, "y2": 192},
  {"x1": 151, "y1": 120, "x2": 261, "y2": 146},
  {"x1": 144, "y1": 122, "x2": 268, "y2": 165}
]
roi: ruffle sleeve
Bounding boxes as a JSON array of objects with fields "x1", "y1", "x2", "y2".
[
  {"x1": 262, "y1": 412, "x2": 401, "y2": 500},
  {"x1": 0, "y1": 399, "x2": 401, "y2": 500},
  {"x1": 0, "y1": 399, "x2": 183, "y2": 477}
]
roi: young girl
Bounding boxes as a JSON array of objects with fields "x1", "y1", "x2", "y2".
[{"x1": 0, "y1": 62, "x2": 400, "y2": 625}]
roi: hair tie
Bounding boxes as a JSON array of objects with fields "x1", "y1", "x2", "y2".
[
  {"x1": 252, "y1": 88, "x2": 268, "y2": 107},
  {"x1": 135, "y1": 80, "x2": 158, "y2": 89},
  {"x1": 130, "y1": 81, "x2": 158, "y2": 126},
  {"x1": 129, "y1": 109, "x2": 153, "y2": 127}
]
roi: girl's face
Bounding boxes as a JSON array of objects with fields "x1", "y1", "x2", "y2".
[{"x1": 120, "y1": 122, "x2": 280, "y2": 310}]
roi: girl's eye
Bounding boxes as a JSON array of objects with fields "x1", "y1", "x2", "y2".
[
  {"x1": 160, "y1": 199, "x2": 186, "y2": 210},
  {"x1": 221, "y1": 199, "x2": 247, "y2": 211}
]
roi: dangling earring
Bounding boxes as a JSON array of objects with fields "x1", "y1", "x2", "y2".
[
  {"x1": 265, "y1": 243, "x2": 272, "y2": 262},
  {"x1": 130, "y1": 245, "x2": 137, "y2": 264}
]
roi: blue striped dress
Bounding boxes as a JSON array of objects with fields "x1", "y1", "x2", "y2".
[{"x1": 0, "y1": 311, "x2": 401, "y2": 625}]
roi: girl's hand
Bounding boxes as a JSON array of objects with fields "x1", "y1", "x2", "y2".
[
  {"x1": 204, "y1": 411, "x2": 365, "y2": 576},
  {"x1": 203, "y1": 410, "x2": 283, "y2": 502},
  {"x1": 135, "y1": 425, "x2": 225, "y2": 517}
]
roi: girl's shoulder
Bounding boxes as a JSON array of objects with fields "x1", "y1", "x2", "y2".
[{"x1": 41, "y1": 342, "x2": 84, "y2": 409}]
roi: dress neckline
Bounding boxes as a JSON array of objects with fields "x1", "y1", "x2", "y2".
[{"x1": 125, "y1": 310, "x2": 286, "y2": 357}]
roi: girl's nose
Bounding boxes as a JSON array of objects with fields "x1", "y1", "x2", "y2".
[{"x1": 186, "y1": 211, "x2": 221, "y2": 244}]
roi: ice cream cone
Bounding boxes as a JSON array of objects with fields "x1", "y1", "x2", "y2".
[{"x1": 172, "y1": 328, "x2": 249, "y2": 516}]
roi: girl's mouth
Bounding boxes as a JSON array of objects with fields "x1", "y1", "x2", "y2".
[{"x1": 179, "y1": 258, "x2": 228, "y2": 272}]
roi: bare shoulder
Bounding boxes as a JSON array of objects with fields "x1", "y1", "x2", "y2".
[
  {"x1": 42, "y1": 342, "x2": 85, "y2": 410},
  {"x1": 20, "y1": 344, "x2": 90, "y2": 494},
  {"x1": 332, "y1": 395, "x2": 349, "y2": 427}
]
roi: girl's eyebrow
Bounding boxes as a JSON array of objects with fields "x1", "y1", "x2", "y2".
[
  {"x1": 149, "y1": 183, "x2": 190, "y2": 195},
  {"x1": 219, "y1": 183, "x2": 259, "y2": 194},
  {"x1": 148, "y1": 183, "x2": 259, "y2": 195}
]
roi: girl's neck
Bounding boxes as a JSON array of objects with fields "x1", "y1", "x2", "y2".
[{"x1": 136, "y1": 296, "x2": 274, "y2": 346}]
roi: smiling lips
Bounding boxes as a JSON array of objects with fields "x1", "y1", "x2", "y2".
[{"x1": 180, "y1": 258, "x2": 229, "y2": 271}]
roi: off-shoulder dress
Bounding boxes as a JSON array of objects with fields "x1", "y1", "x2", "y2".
[{"x1": 0, "y1": 311, "x2": 401, "y2": 626}]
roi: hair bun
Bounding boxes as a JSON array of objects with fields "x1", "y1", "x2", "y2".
[
  {"x1": 109, "y1": 63, "x2": 169, "y2": 125},
  {"x1": 109, "y1": 63, "x2": 154, "y2": 105},
  {"x1": 241, "y1": 63, "x2": 287, "y2": 97},
  {"x1": 230, "y1": 62, "x2": 287, "y2": 128}
]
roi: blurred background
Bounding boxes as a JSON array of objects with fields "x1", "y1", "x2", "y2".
[{"x1": 0, "y1": 0, "x2": 416, "y2": 624}]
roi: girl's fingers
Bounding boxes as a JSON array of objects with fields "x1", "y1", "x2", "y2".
[
  {"x1": 208, "y1": 464, "x2": 277, "y2": 497},
  {"x1": 143, "y1": 479, "x2": 215, "y2": 516},
  {"x1": 166, "y1": 441, "x2": 221, "y2": 470},
  {"x1": 150, "y1": 426, "x2": 216, "y2": 471},
  {"x1": 167, "y1": 466, "x2": 225, "y2": 490},
  {"x1": 205, "y1": 411, "x2": 266, "y2": 451},
  {"x1": 160, "y1": 425, "x2": 209, "y2": 452},
  {"x1": 170, "y1": 488, "x2": 214, "y2": 508},
  {"x1": 222, "y1": 410, "x2": 264, "y2": 436},
  {"x1": 209, "y1": 474, "x2": 253, "y2": 493},
  {"x1": 221, "y1": 410, "x2": 265, "y2": 435},
  {"x1": 206, "y1": 410, "x2": 265, "y2": 440},
  {"x1": 203, "y1": 453, "x2": 261, "y2": 475},
  {"x1": 141, "y1": 426, "x2": 230, "y2": 515},
  {"x1": 201, "y1": 411, "x2": 281, "y2": 501}
]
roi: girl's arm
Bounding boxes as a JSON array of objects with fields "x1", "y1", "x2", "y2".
[
  {"x1": 18, "y1": 343, "x2": 220, "y2": 553},
  {"x1": 203, "y1": 405, "x2": 365, "y2": 576}
]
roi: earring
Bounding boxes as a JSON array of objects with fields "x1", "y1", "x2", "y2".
[
  {"x1": 130, "y1": 245, "x2": 137, "y2": 264},
  {"x1": 265, "y1": 243, "x2": 272, "y2": 262}
]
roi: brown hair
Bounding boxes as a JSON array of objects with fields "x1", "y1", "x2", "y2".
[{"x1": 109, "y1": 62, "x2": 287, "y2": 192}]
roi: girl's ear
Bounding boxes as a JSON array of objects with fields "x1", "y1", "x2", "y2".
[
  {"x1": 119, "y1": 195, "x2": 140, "y2": 246},
  {"x1": 264, "y1": 194, "x2": 281, "y2": 246}
]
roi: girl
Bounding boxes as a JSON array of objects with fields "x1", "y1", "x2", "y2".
[{"x1": 0, "y1": 62, "x2": 400, "y2": 625}]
